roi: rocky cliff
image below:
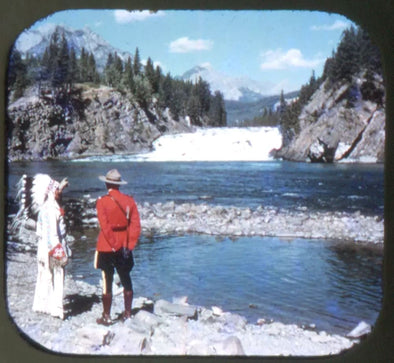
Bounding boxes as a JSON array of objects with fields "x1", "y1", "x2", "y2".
[
  {"x1": 7, "y1": 71, "x2": 386, "y2": 164},
  {"x1": 274, "y1": 72, "x2": 385, "y2": 163},
  {"x1": 7, "y1": 85, "x2": 194, "y2": 161}
]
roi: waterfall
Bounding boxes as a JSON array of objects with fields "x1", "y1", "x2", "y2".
[{"x1": 134, "y1": 126, "x2": 282, "y2": 162}]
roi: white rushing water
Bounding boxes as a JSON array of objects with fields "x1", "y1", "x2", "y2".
[
  {"x1": 78, "y1": 127, "x2": 282, "y2": 162},
  {"x1": 135, "y1": 126, "x2": 282, "y2": 161}
]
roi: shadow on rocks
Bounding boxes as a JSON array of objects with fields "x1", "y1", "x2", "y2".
[
  {"x1": 64, "y1": 293, "x2": 100, "y2": 318},
  {"x1": 113, "y1": 301, "x2": 155, "y2": 323}
]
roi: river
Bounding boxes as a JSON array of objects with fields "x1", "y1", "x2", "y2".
[{"x1": 6, "y1": 160, "x2": 384, "y2": 335}]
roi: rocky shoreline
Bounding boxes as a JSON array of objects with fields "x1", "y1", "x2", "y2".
[
  {"x1": 6, "y1": 194, "x2": 381, "y2": 356},
  {"x1": 8, "y1": 198, "x2": 384, "y2": 254},
  {"x1": 6, "y1": 250, "x2": 361, "y2": 356},
  {"x1": 76, "y1": 198, "x2": 383, "y2": 245}
]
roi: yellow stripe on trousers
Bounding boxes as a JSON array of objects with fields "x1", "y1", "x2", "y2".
[
  {"x1": 94, "y1": 251, "x2": 99, "y2": 269},
  {"x1": 94, "y1": 251, "x2": 109, "y2": 294},
  {"x1": 102, "y1": 270, "x2": 108, "y2": 294}
]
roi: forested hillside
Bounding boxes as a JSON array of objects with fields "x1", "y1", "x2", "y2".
[
  {"x1": 7, "y1": 26, "x2": 227, "y2": 161},
  {"x1": 274, "y1": 26, "x2": 385, "y2": 163},
  {"x1": 8, "y1": 26, "x2": 226, "y2": 126}
]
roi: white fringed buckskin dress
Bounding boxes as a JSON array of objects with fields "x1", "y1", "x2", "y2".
[{"x1": 32, "y1": 179, "x2": 68, "y2": 319}]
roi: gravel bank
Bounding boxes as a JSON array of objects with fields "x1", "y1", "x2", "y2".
[
  {"x1": 6, "y1": 250, "x2": 359, "y2": 356},
  {"x1": 79, "y1": 199, "x2": 383, "y2": 244},
  {"x1": 6, "y1": 195, "x2": 380, "y2": 356}
]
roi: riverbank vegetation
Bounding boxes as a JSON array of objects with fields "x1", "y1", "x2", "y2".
[
  {"x1": 237, "y1": 26, "x2": 384, "y2": 146},
  {"x1": 278, "y1": 25, "x2": 384, "y2": 148}
]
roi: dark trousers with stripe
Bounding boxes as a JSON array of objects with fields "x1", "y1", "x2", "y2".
[{"x1": 95, "y1": 250, "x2": 134, "y2": 294}]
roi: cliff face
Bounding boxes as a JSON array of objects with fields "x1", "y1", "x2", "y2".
[
  {"x1": 275, "y1": 73, "x2": 385, "y2": 163},
  {"x1": 7, "y1": 85, "x2": 194, "y2": 161},
  {"x1": 7, "y1": 72, "x2": 386, "y2": 164}
]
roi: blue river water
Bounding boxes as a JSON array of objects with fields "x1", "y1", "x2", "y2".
[{"x1": 7, "y1": 160, "x2": 384, "y2": 335}]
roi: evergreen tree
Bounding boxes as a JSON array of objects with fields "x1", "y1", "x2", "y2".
[
  {"x1": 195, "y1": 77, "x2": 211, "y2": 115},
  {"x1": 145, "y1": 57, "x2": 155, "y2": 89},
  {"x1": 104, "y1": 53, "x2": 115, "y2": 86},
  {"x1": 24, "y1": 54, "x2": 40, "y2": 87},
  {"x1": 357, "y1": 27, "x2": 382, "y2": 73},
  {"x1": 48, "y1": 27, "x2": 64, "y2": 88},
  {"x1": 160, "y1": 73, "x2": 173, "y2": 109},
  {"x1": 134, "y1": 74, "x2": 153, "y2": 108},
  {"x1": 186, "y1": 94, "x2": 201, "y2": 125},
  {"x1": 79, "y1": 47, "x2": 89, "y2": 82},
  {"x1": 153, "y1": 65, "x2": 162, "y2": 95},
  {"x1": 113, "y1": 52, "x2": 123, "y2": 85},
  {"x1": 8, "y1": 48, "x2": 28, "y2": 99},
  {"x1": 209, "y1": 91, "x2": 227, "y2": 126},
  {"x1": 278, "y1": 90, "x2": 287, "y2": 115},
  {"x1": 87, "y1": 53, "x2": 99, "y2": 83},
  {"x1": 41, "y1": 27, "x2": 61, "y2": 86},
  {"x1": 122, "y1": 56, "x2": 134, "y2": 92},
  {"x1": 278, "y1": 90, "x2": 296, "y2": 146},
  {"x1": 68, "y1": 47, "x2": 78, "y2": 87},
  {"x1": 169, "y1": 81, "x2": 185, "y2": 121},
  {"x1": 56, "y1": 32, "x2": 70, "y2": 88},
  {"x1": 332, "y1": 26, "x2": 359, "y2": 82},
  {"x1": 104, "y1": 52, "x2": 123, "y2": 87},
  {"x1": 133, "y1": 47, "x2": 142, "y2": 76}
]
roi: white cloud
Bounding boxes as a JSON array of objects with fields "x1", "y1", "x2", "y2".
[
  {"x1": 169, "y1": 37, "x2": 213, "y2": 53},
  {"x1": 114, "y1": 10, "x2": 165, "y2": 24},
  {"x1": 260, "y1": 48, "x2": 323, "y2": 70},
  {"x1": 310, "y1": 20, "x2": 349, "y2": 31}
]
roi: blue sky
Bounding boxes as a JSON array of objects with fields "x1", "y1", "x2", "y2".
[{"x1": 28, "y1": 9, "x2": 354, "y2": 93}]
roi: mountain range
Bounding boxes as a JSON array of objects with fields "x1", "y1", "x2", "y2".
[
  {"x1": 14, "y1": 24, "x2": 287, "y2": 115},
  {"x1": 14, "y1": 23, "x2": 131, "y2": 72},
  {"x1": 180, "y1": 63, "x2": 276, "y2": 102}
]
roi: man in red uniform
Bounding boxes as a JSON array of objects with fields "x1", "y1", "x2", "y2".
[{"x1": 94, "y1": 169, "x2": 141, "y2": 325}]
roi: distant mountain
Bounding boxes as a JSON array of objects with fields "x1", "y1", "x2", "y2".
[
  {"x1": 225, "y1": 91, "x2": 299, "y2": 126},
  {"x1": 14, "y1": 23, "x2": 131, "y2": 71},
  {"x1": 181, "y1": 63, "x2": 301, "y2": 124},
  {"x1": 180, "y1": 63, "x2": 277, "y2": 102},
  {"x1": 13, "y1": 24, "x2": 298, "y2": 126}
]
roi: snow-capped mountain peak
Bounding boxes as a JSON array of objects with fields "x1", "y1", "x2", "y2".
[
  {"x1": 181, "y1": 63, "x2": 275, "y2": 102},
  {"x1": 14, "y1": 24, "x2": 131, "y2": 71}
]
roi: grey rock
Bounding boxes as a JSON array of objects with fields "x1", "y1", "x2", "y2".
[
  {"x1": 8, "y1": 197, "x2": 384, "y2": 248},
  {"x1": 132, "y1": 310, "x2": 163, "y2": 331},
  {"x1": 213, "y1": 336, "x2": 245, "y2": 355},
  {"x1": 275, "y1": 73, "x2": 385, "y2": 163},
  {"x1": 6, "y1": 250, "x2": 357, "y2": 356},
  {"x1": 7, "y1": 85, "x2": 196, "y2": 162},
  {"x1": 154, "y1": 299, "x2": 198, "y2": 319}
]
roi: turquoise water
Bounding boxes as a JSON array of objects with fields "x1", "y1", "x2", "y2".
[
  {"x1": 8, "y1": 160, "x2": 384, "y2": 214},
  {"x1": 7, "y1": 160, "x2": 384, "y2": 335},
  {"x1": 65, "y1": 230, "x2": 382, "y2": 336}
]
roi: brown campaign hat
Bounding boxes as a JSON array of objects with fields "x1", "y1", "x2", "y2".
[{"x1": 98, "y1": 169, "x2": 127, "y2": 185}]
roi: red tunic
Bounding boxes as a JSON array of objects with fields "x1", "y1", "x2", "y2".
[{"x1": 96, "y1": 189, "x2": 141, "y2": 252}]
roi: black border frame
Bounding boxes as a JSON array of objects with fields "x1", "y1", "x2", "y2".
[{"x1": 1, "y1": 1, "x2": 393, "y2": 362}]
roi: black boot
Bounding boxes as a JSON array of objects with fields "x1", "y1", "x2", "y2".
[
  {"x1": 97, "y1": 293, "x2": 112, "y2": 326},
  {"x1": 122, "y1": 289, "x2": 133, "y2": 321}
]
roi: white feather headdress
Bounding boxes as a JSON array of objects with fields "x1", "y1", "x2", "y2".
[
  {"x1": 11, "y1": 173, "x2": 60, "y2": 232},
  {"x1": 31, "y1": 173, "x2": 59, "y2": 213}
]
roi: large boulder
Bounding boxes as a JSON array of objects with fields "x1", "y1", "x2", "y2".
[
  {"x1": 7, "y1": 85, "x2": 194, "y2": 161},
  {"x1": 275, "y1": 74, "x2": 385, "y2": 163}
]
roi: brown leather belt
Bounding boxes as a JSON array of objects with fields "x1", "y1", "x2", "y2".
[{"x1": 112, "y1": 225, "x2": 127, "y2": 231}]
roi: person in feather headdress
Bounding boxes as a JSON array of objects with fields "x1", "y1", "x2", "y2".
[{"x1": 30, "y1": 174, "x2": 70, "y2": 319}]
